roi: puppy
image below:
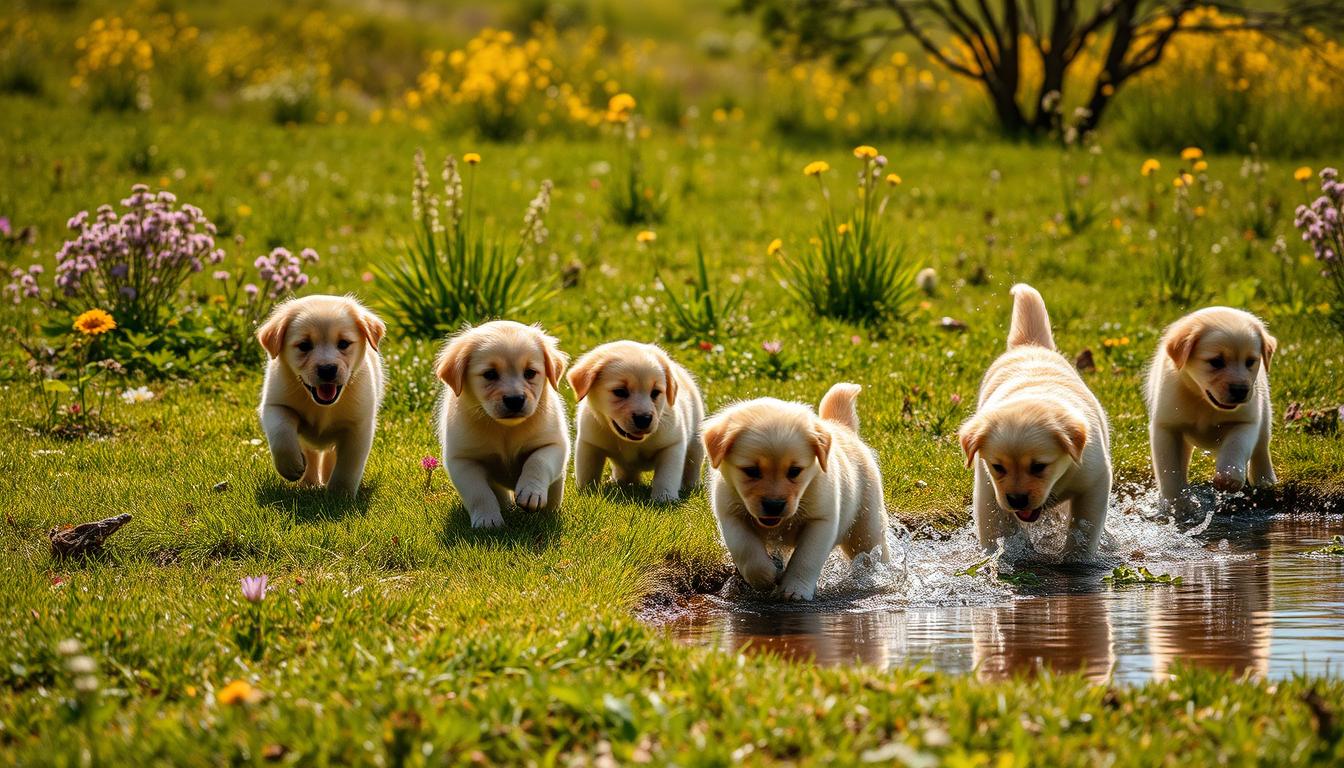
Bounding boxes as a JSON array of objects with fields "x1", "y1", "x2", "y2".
[
  {"x1": 435, "y1": 320, "x2": 570, "y2": 528},
  {"x1": 1146, "y1": 307, "x2": 1277, "y2": 508},
  {"x1": 958, "y1": 284, "x2": 1112, "y2": 557},
  {"x1": 257, "y1": 295, "x2": 386, "y2": 496},
  {"x1": 568, "y1": 341, "x2": 705, "y2": 502},
  {"x1": 702, "y1": 384, "x2": 889, "y2": 601}
]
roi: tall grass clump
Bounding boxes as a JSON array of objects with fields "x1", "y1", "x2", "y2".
[
  {"x1": 376, "y1": 151, "x2": 552, "y2": 337},
  {"x1": 1154, "y1": 149, "x2": 1212, "y2": 307},
  {"x1": 777, "y1": 146, "x2": 918, "y2": 325},
  {"x1": 655, "y1": 241, "x2": 743, "y2": 344},
  {"x1": 606, "y1": 93, "x2": 669, "y2": 226}
]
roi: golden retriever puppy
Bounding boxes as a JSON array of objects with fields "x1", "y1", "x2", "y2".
[
  {"x1": 568, "y1": 341, "x2": 705, "y2": 502},
  {"x1": 434, "y1": 320, "x2": 570, "y2": 528},
  {"x1": 256, "y1": 295, "x2": 386, "y2": 496},
  {"x1": 958, "y1": 284, "x2": 1112, "y2": 557},
  {"x1": 702, "y1": 384, "x2": 889, "y2": 601},
  {"x1": 1146, "y1": 307, "x2": 1277, "y2": 509}
]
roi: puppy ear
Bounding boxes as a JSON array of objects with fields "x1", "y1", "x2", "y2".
[
  {"x1": 256, "y1": 301, "x2": 293, "y2": 359},
  {"x1": 566, "y1": 352, "x2": 602, "y2": 401},
  {"x1": 1164, "y1": 318, "x2": 1202, "y2": 369},
  {"x1": 810, "y1": 422, "x2": 833, "y2": 471},
  {"x1": 354, "y1": 305, "x2": 386, "y2": 351},
  {"x1": 1055, "y1": 413, "x2": 1088, "y2": 464},
  {"x1": 958, "y1": 416, "x2": 985, "y2": 469},
  {"x1": 1260, "y1": 328, "x2": 1277, "y2": 372},
  {"x1": 654, "y1": 347, "x2": 679, "y2": 406},
  {"x1": 702, "y1": 417, "x2": 736, "y2": 469},
  {"x1": 434, "y1": 333, "x2": 475, "y2": 396},
  {"x1": 539, "y1": 330, "x2": 569, "y2": 391}
]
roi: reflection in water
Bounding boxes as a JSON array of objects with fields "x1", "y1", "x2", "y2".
[{"x1": 666, "y1": 514, "x2": 1344, "y2": 682}]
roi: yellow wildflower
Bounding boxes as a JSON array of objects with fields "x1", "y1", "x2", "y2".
[
  {"x1": 852, "y1": 145, "x2": 878, "y2": 160},
  {"x1": 766, "y1": 238, "x2": 783, "y2": 256},
  {"x1": 1181, "y1": 147, "x2": 1204, "y2": 161},
  {"x1": 463, "y1": 152, "x2": 481, "y2": 165},
  {"x1": 636, "y1": 230, "x2": 656, "y2": 244},
  {"x1": 803, "y1": 160, "x2": 830, "y2": 177},
  {"x1": 885, "y1": 173, "x2": 902, "y2": 186},
  {"x1": 1295, "y1": 166, "x2": 1313, "y2": 182},
  {"x1": 73, "y1": 309, "x2": 116, "y2": 336},
  {"x1": 1140, "y1": 158, "x2": 1160, "y2": 177},
  {"x1": 217, "y1": 680, "x2": 261, "y2": 705},
  {"x1": 236, "y1": 204, "x2": 252, "y2": 218},
  {"x1": 1173, "y1": 173, "x2": 1195, "y2": 188},
  {"x1": 1193, "y1": 206, "x2": 1206, "y2": 218},
  {"x1": 607, "y1": 92, "x2": 636, "y2": 114},
  {"x1": 837, "y1": 223, "x2": 851, "y2": 235},
  {"x1": 1193, "y1": 160, "x2": 1208, "y2": 172}
]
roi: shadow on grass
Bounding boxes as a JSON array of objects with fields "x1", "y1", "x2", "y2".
[
  {"x1": 436, "y1": 502, "x2": 565, "y2": 554},
  {"x1": 254, "y1": 479, "x2": 376, "y2": 522}
]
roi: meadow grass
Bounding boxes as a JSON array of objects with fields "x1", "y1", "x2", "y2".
[{"x1": 3, "y1": 93, "x2": 1344, "y2": 764}]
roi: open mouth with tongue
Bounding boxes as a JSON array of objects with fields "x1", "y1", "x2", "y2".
[
  {"x1": 305, "y1": 382, "x2": 342, "y2": 406},
  {"x1": 1014, "y1": 506, "x2": 1043, "y2": 523}
]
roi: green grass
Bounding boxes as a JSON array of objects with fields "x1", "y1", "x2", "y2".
[{"x1": 3, "y1": 90, "x2": 1344, "y2": 764}]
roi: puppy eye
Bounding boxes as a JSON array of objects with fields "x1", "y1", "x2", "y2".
[
  {"x1": 296, "y1": 340, "x2": 313, "y2": 353},
  {"x1": 650, "y1": 389, "x2": 661, "y2": 400},
  {"x1": 1029, "y1": 462, "x2": 1048, "y2": 476},
  {"x1": 483, "y1": 370, "x2": 500, "y2": 381},
  {"x1": 337, "y1": 339, "x2": 352, "y2": 351},
  {"x1": 1209, "y1": 357, "x2": 1225, "y2": 370},
  {"x1": 612, "y1": 387, "x2": 629, "y2": 399},
  {"x1": 523, "y1": 368, "x2": 538, "y2": 380},
  {"x1": 741, "y1": 466, "x2": 762, "y2": 480},
  {"x1": 990, "y1": 463, "x2": 1007, "y2": 476},
  {"x1": 1246, "y1": 358, "x2": 1257, "y2": 368},
  {"x1": 786, "y1": 466, "x2": 802, "y2": 480}
]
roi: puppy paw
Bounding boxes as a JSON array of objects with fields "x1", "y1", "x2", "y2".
[
  {"x1": 275, "y1": 453, "x2": 306, "y2": 483},
  {"x1": 775, "y1": 579, "x2": 816, "y2": 602},
  {"x1": 469, "y1": 508, "x2": 506, "y2": 529},
  {"x1": 649, "y1": 488, "x2": 681, "y2": 505},
  {"x1": 514, "y1": 482, "x2": 548, "y2": 512},
  {"x1": 736, "y1": 561, "x2": 780, "y2": 591},
  {"x1": 1212, "y1": 468, "x2": 1246, "y2": 493}
]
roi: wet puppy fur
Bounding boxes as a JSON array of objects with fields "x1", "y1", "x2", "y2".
[
  {"x1": 1146, "y1": 307, "x2": 1277, "y2": 509},
  {"x1": 703, "y1": 384, "x2": 889, "y2": 601},
  {"x1": 568, "y1": 341, "x2": 706, "y2": 502},
  {"x1": 435, "y1": 320, "x2": 570, "y2": 528},
  {"x1": 256, "y1": 294, "x2": 386, "y2": 496},
  {"x1": 959, "y1": 284, "x2": 1112, "y2": 557}
]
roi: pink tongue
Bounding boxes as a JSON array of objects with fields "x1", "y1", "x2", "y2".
[{"x1": 317, "y1": 383, "x2": 338, "y2": 402}]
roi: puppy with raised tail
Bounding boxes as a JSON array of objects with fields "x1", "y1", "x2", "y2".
[
  {"x1": 435, "y1": 321, "x2": 570, "y2": 528},
  {"x1": 702, "y1": 384, "x2": 889, "y2": 601},
  {"x1": 958, "y1": 284, "x2": 1112, "y2": 557},
  {"x1": 1146, "y1": 307, "x2": 1277, "y2": 509},
  {"x1": 257, "y1": 295, "x2": 386, "y2": 496},
  {"x1": 568, "y1": 341, "x2": 705, "y2": 502}
]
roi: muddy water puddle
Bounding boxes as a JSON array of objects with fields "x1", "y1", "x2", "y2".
[{"x1": 663, "y1": 496, "x2": 1344, "y2": 683}]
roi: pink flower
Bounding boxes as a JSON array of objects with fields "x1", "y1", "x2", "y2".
[
  {"x1": 950, "y1": 393, "x2": 963, "y2": 406},
  {"x1": 421, "y1": 456, "x2": 440, "y2": 471},
  {"x1": 850, "y1": 335, "x2": 862, "y2": 345},
  {"x1": 240, "y1": 575, "x2": 268, "y2": 604},
  {"x1": 762, "y1": 340, "x2": 783, "y2": 354}
]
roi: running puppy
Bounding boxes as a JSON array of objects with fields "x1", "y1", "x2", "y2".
[
  {"x1": 958, "y1": 284, "x2": 1112, "y2": 557},
  {"x1": 257, "y1": 295, "x2": 386, "y2": 496},
  {"x1": 435, "y1": 321, "x2": 570, "y2": 528},
  {"x1": 568, "y1": 341, "x2": 705, "y2": 502},
  {"x1": 1146, "y1": 307, "x2": 1277, "y2": 508},
  {"x1": 702, "y1": 384, "x2": 888, "y2": 601}
]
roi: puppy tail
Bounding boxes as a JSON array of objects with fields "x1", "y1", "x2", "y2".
[
  {"x1": 1007, "y1": 283, "x2": 1055, "y2": 350},
  {"x1": 819, "y1": 383, "x2": 862, "y2": 432}
]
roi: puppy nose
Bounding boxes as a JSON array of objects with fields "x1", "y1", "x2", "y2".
[
  {"x1": 316, "y1": 364, "x2": 338, "y2": 382},
  {"x1": 632, "y1": 412, "x2": 653, "y2": 430},
  {"x1": 1227, "y1": 383, "x2": 1250, "y2": 403},
  {"x1": 760, "y1": 498, "x2": 787, "y2": 516},
  {"x1": 1006, "y1": 493, "x2": 1030, "y2": 510},
  {"x1": 502, "y1": 395, "x2": 526, "y2": 413}
]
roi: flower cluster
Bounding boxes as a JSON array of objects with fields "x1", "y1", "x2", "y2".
[
  {"x1": 4, "y1": 264, "x2": 43, "y2": 304},
  {"x1": 1295, "y1": 168, "x2": 1343, "y2": 265},
  {"x1": 253, "y1": 247, "x2": 318, "y2": 300}
]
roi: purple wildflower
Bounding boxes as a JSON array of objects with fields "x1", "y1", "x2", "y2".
[{"x1": 240, "y1": 575, "x2": 268, "y2": 604}]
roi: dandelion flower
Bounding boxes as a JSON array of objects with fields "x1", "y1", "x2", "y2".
[
  {"x1": 236, "y1": 204, "x2": 252, "y2": 218},
  {"x1": 852, "y1": 145, "x2": 878, "y2": 160},
  {"x1": 916, "y1": 267, "x2": 937, "y2": 295},
  {"x1": 120, "y1": 386, "x2": 154, "y2": 404},
  {"x1": 636, "y1": 230, "x2": 656, "y2": 244},
  {"x1": 885, "y1": 173, "x2": 902, "y2": 186},
  {"x1": 803, "y1": 160, "x2": 830, "y2": 177},
  {"x1": 837, "y1": 223, "x2": 851, "y2": 235},
  {"x1": 1295, "y1": 166, "x2": 1313, "y2": 182},
  {"x1": 1140, "y1": 158, "x2": 1160, "y2": 177},
  {"x1": 1193, "y1": 160, "x2": 1208, "y2": 173},
  {"x1": 73, "y1": 309, "x2": 116, "y2": 336},
  {"x1": 608, "y1": 93, "x2": 636, "y2": 113},
  {"x1": 217, "y1": 680, "x2": 261, "y2": 706},
  {"x1": 463, "y1": 152, "x2": 481, "y2": 165},
  {"x1": 762, "y1": 340, "x2": 782, "y2": 354},
  {"x1": 240, "y1": 575, "x2": 268, "y2": 604},
  {"x1": 1180, "y1": 147, "x2": 1203, "y2": 161},
  {"x1": 766, "y1": 238, "x2": 783, "y2": 256}
]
